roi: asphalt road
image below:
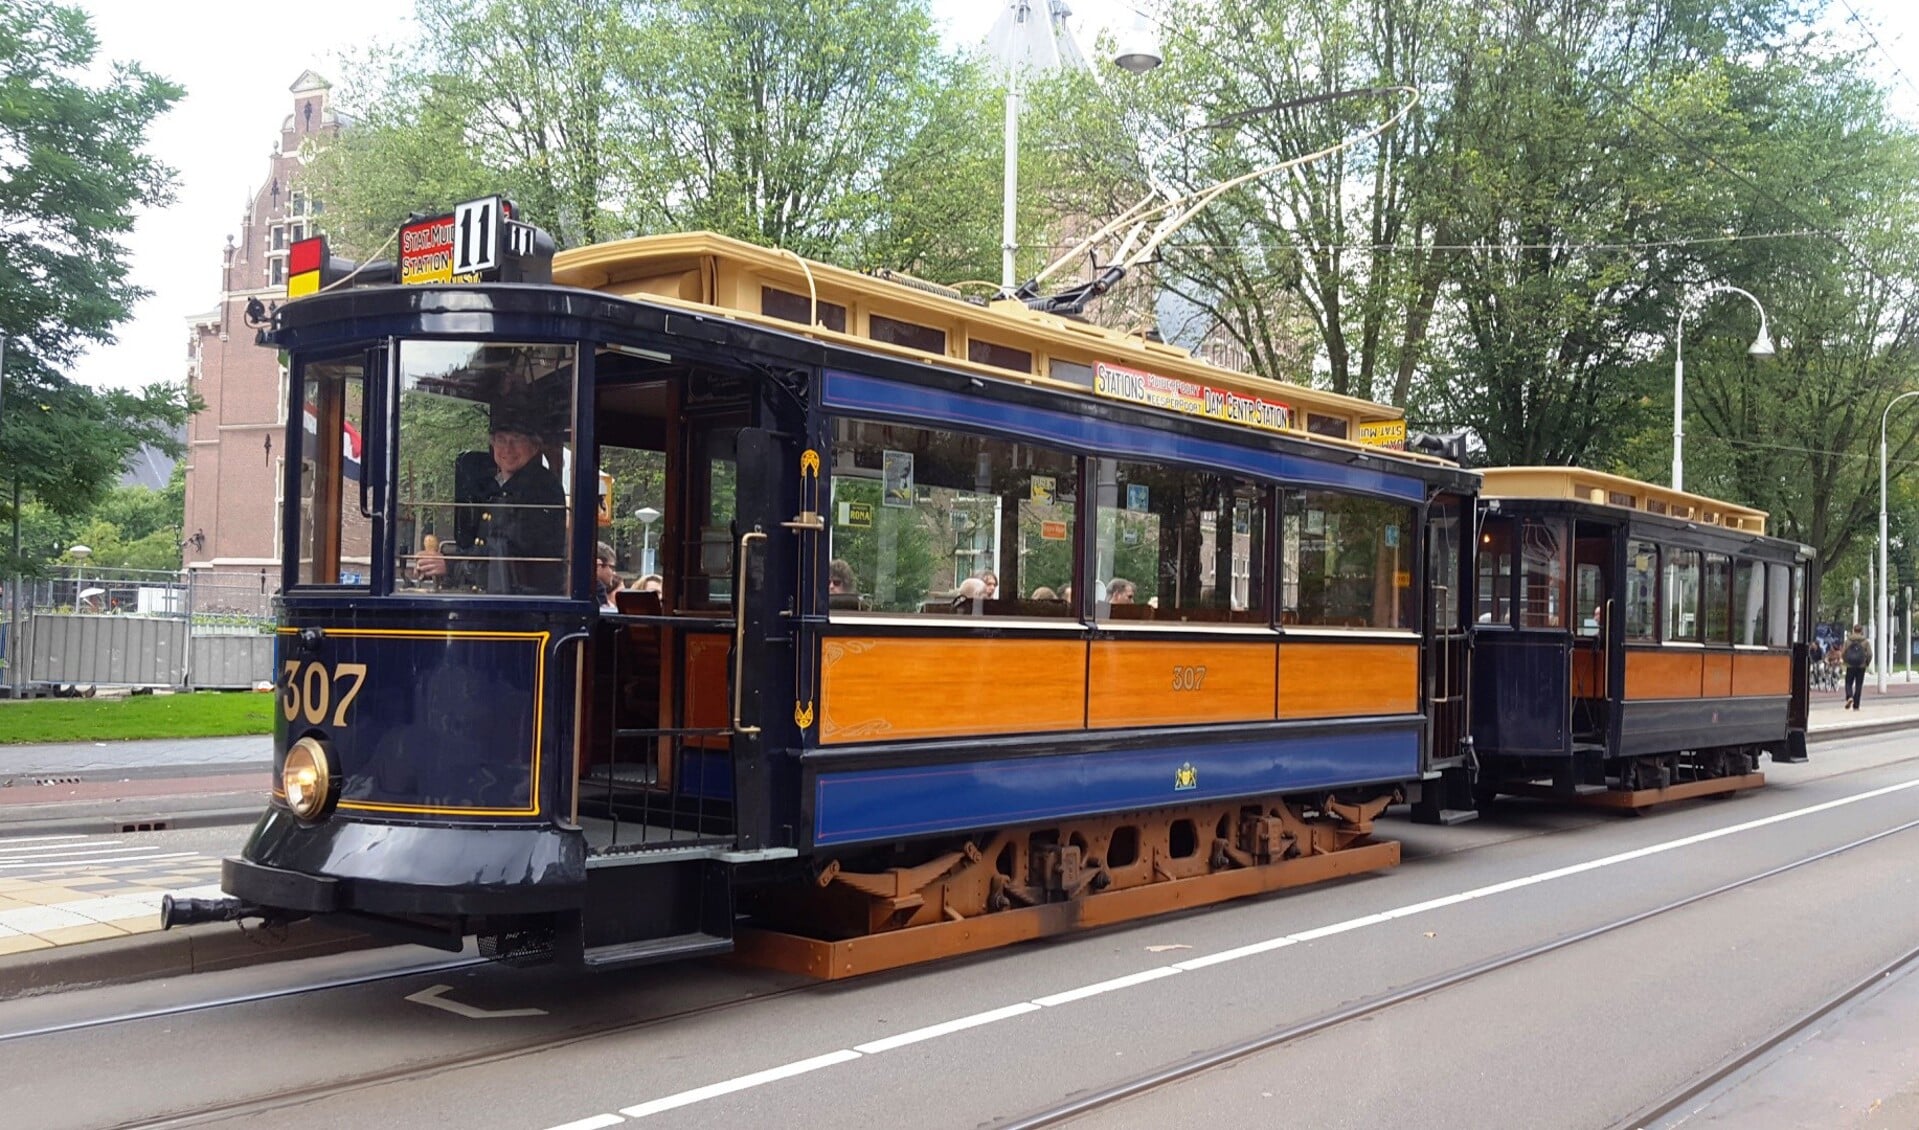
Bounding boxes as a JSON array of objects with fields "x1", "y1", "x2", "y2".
[{"x1": 1, "y1": 732, "x2": 1916, "y2": 1130}]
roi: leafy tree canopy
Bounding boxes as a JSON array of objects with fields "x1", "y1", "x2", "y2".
[{"x1": 0, "y1": 0, "x2": 193, "y2": 573}]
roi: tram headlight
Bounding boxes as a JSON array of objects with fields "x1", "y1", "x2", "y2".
[{"x1": 282, "y1": 737, "x2": 335, "y2": 822}]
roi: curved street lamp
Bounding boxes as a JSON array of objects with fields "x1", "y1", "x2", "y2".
[
  {"x1": 1878, "y1": 391, "x2": 1919, "y2": 693},
  {"x1": 1673, "y1": 284, "x2": 1774, "y2": 494},
  {"x1": 634, "y1": 506, "x2": 661, "y2": 577}
]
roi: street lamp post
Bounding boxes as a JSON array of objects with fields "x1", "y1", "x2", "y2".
[
  {"x1": 1672, "y1": 284, "x2": 1774, "y2": 493},
  {"x1": 634, "y1": 507, "x2": 661, "y2": 577},
  {"x1": 1877, "y1": 390, "x2": 1919, "y2": 693},
  {"x1": 68, "y1": 544, "x2": 92, "y2": 612},
  {"x1": 991, "y1": 1, "x2": 1161, "y2": 292}
]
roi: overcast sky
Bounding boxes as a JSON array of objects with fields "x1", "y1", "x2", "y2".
[{"x1": 65, "y1": 0, "x2": 1916, "y2": 393}]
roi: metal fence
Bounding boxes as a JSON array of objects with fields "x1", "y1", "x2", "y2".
[{"x1": 2, "y1": 566, "x2": 277, "y2": 692}]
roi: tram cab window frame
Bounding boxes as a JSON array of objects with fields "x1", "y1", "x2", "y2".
[
  {"x1": 1475, "y1": 515, "x2": 1516, "y2": 628},
  {"x1": 387, "y1": 339, "x2": 580, "y2": 601},
  {"x1": 291, "y1": 349, "x2": 377, "y2": 591},
  {"x1": 1518, "y1": 518, "x2": 1568, "y2": 630},
  {"x1": 1733, "y1": 558, "x2": 1766, "y2": 647},
  {"x1": 1767, "y1": 563, "x2": 1793, "y2": 647},
  {"x1": 1623, "y1": 540, "x2": 1659, "y2": 642},
  {"x1": 1664, "y1": 547, "x2": 1702, "y2": 643}
]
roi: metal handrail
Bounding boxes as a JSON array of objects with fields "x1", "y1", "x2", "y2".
[{"x1": 732, "y1": 529, "x2": 766, "y2": 736}]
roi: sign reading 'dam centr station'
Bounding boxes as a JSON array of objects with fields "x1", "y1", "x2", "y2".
[{"x1": 1092, "y1": 361, "x2": 1292, "y2": 435}]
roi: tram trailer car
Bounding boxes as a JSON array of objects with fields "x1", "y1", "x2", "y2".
[
  {"x1": 1416, "y1": 468, "x2": 1814, "y2": 818},
  {"x1": 165, "y1": 219, "x2": 1479, "y2": 977}
]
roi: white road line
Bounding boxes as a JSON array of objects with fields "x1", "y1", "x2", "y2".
[
  {"x1": 614, "y1": 1050, "x2": 864, "y2": 1119},
  {"x1": 0, "y1": 834, "x2": 87, "y2": 846},
  {"x1": 0, "y1": 852, "x2": 199, "y2": 870},
  {"x1": 0, "y1": 843, "x2": 134, "y2": 861},
  {"x1": 852, "y1": 1002, "x2": 1041, "y2": 1054},
  {"x1": 542, "y1": 773, "x2": 1919, "y2": 1128}
]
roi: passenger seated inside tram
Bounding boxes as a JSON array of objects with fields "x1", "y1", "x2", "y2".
[
  {"x1": 415, "y1": 393, "x2": 567, "y2": 595},
  {"x1": 828, "y1": 558, "x2": 865, "y2": 610},
  {"x1": 951, "y1": 575, "x2": 988, "y2": 613}
]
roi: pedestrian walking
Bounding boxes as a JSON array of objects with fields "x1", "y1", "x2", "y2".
[{"x1": 1842, "y1": 623, "x2": 1872, "y2": 710}]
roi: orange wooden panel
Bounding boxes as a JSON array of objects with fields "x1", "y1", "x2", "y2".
[
  {"x1": 820, "y1": 636, "x2": 1086, "y2": 744},
  {"x1": 1278, "y1": 641, "x2": 1418, "y2": 719},
  {"x1": 1088, "y1": 640, "x2": 1277, "y2": 729},
  {"x1": 1624, "y1": 650, "x2": 1702, "y2": 700},
  {"x1": 1702, "y1": 652, "x2": 1734, "y2": 698},
  {"x1": 1571, "y1": 648, "x2": 1605, "y2": 698},
  {"x1": 684, "y1": 632, "x2": 731, "y2": 731},
  {"x1": 1733, "y1": 652, "x2": 1792, "y2": 697}
]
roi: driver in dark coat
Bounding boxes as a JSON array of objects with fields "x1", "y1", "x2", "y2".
[{"x1": 416, "y1": 396, "x2": 567, "y2": 594}]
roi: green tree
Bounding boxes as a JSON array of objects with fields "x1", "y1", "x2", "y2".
[{"x1": 0, "y1": 1, "x2": 191, "y2": 574}]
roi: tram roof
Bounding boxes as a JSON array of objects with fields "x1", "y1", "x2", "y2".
[
  {"x1": 1480, "y1": 467, "x2": 1769, "y2": 535},
  {"x1": 552, "y1": 231, "x2": 1426, "y2": 461}
]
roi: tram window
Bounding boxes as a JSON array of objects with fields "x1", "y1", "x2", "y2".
[
  {"x1": 1093, "y1": 461, "x2": 1267, "y2": 623},
  {"x1": 826, "y1": 417, "x2": 1076, "y2": 616},
  {"x1": 1050, "y1": 359, "x2": 1095, "y2": 389},
  {"x1": 685, "y1": 428, "x2": 739, "y2": 608},
  {"x1": 761, "y1": 286, "x2": 848, "y2": 333},
  {"x1": 1791, "y1": 565, "x2": 1804, "y2": 644},
  {"x1": 391, "y1": 341, "x2": 575, "y2": 598},
  {"x1": 1519, "y1": 519, "x2": 1567, "y2": 629},
  {"x1": 1282, "y1": 490, "x2": 1414, "y2": 630},
  {"x1": 295, "y1": 355, "x2": 372, "y2": 587},
  {"x1": 1476, "y1": 517, "x2": 1515, "y2": 626},
  {"x1": 1624, "y1": 541, "x2": 1658, "y2": 641},
  {"x1": 967, "y1": 338, "x2": 1033, "y2": 374},
  {"x1": 1428, "y1": 500, "x2": 1462, "y2": 628},
  {"x1": 1733, "y1": 559, "x2": 1766, "y2": 645},
  {"x1": 1702, "y1": 553, "x2": 1732, "y2": 643},
  {"x1": 1767, "y1": 564, "x2": 1792, "y2": 646},
  {"x1": 868, "y1": 313, "x2": 947, "y2": 355},
  {"x1": 1665, "y1": 548, "x2": 1701, "y2": 642}
]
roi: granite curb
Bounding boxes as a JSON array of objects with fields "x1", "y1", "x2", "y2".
[{"x1": 0, "y1": 917, "x2": 383, "y2": 1002}]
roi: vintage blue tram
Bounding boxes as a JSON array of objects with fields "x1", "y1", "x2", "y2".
[
  {"x1": 163, "y1": 212, "x2": 1478, "y2": 975},
  {"x1": 1416, "y1": 468, "x2": 1815, "y2": 817}
]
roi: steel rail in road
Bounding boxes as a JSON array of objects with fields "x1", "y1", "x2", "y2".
[
  {"x1": 1616, "y1": 940, "x2": 1919, "y2": 1129},
  {"x1": 0, "y1": 955, "x2": 488, "y2": 1045},
  {"x1": 995, "y1": 814, "x2": 1919, "y2": 1130}
]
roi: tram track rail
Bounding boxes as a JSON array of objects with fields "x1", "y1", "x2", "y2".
[
  {"x1": 1616, "y1": 940, "x2": 1919, "y2": 1129},
  {"x1": 994, "y1": 813, "x2": 1919, "y2": 1130}
]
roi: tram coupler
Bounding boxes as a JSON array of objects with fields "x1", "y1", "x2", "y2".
[{"x1": 159, "y1": 894, "x2": 267, "y2": 930}]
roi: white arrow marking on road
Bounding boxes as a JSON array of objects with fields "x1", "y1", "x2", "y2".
[{"x1": 405, "y1": 984, "x2": 548, "y2": 1019}]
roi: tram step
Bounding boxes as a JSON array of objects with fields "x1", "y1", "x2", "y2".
[{"x1": 581, "y1": 931, "x2": 734, "y2": 969}]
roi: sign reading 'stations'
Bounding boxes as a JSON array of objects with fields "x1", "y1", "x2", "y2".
[{"x1": 1092, "y1": 361, "x2": 1292, "y2": 435}]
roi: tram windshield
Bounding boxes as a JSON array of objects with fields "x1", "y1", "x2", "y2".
[{"x1": 392, "y1": 341, "x2": 577, "y2": 597}]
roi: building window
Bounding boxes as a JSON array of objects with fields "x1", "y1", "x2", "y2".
[
  {"x1": 290, "y1": 189, "x2": 305, "y2": 215},
  {"x1": 270, "y1": 258, "x2": 286, "y2": 287},
  {"x1": 270, "y1": 224, "x2": 286, "y2": 251},
  {"x1": 826, "y1": 416, "x2": 1077, "y2": 616},
  {"x1": 290, "y1": 222, "x2": 305, "y2": 243}
]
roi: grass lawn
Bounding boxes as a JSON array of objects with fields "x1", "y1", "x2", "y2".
[{"x1": 0, "y1": 692, "x2": 275, "y2": 745}]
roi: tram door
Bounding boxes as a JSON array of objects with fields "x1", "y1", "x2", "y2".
[
  {"x1": 1570, "y1": 521, "x2": 1616, "y2": 751},
  {"x1": 1424, "y1": 495, "x2": 1471, "y2": 761}
]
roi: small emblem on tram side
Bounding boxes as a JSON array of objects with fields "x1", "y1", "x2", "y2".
[{"x1": 1174, "y1": 762, "x2": 1198, "y2": 791}]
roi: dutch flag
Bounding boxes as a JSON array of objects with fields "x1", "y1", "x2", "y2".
[{"x1": 303, "y1": 409, "x2": 364, "y2": 482}]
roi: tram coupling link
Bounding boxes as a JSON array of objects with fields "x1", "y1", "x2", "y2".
[{"x1": 160, "y1": 895, "x2": 266, "y2": 930}]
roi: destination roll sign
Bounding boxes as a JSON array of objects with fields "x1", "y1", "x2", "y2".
[{"x1": 397, "y1": 196, "x2": 554, "y2": 286}]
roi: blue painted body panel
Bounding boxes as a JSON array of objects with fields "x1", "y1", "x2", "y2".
[
  {"x1": 809, "y1": 726, "x2": 1421, "y2": 848},
  {"x1": 274, "y1": 625, "x2": 553, "y2": 817},
  {"x1": 821, "y1": 369, "x2": 1426, "y2": 503}
]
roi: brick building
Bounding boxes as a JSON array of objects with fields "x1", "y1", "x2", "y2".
[{"x1": 180, "y1": 72, "x2": 341, "y2": 601}]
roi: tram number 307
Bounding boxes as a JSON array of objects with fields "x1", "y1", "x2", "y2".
[
  {"x1": 279, "y1": 660, "x2": 368, "y2": 727},
  {"x1": 1172, "y1": 665, "x2": 1209, "y2": 691}
]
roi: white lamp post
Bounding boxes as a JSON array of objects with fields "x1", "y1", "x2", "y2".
[
  {"x1": 68, "y1": 543, "x2": 92, "y2": 611},
  {"x1": 634, "y1": 507, "x2": 661, "y2": 577},
  {"x1": 1877, "y1": 390, "x2": 1919, "y2": 693},
  {"x1": 1672, "y1": 284, "x2": 1773, "y2": 493},
  {"x1": 990, "y1": 1, "x2": 1160, "y2": 292}
]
